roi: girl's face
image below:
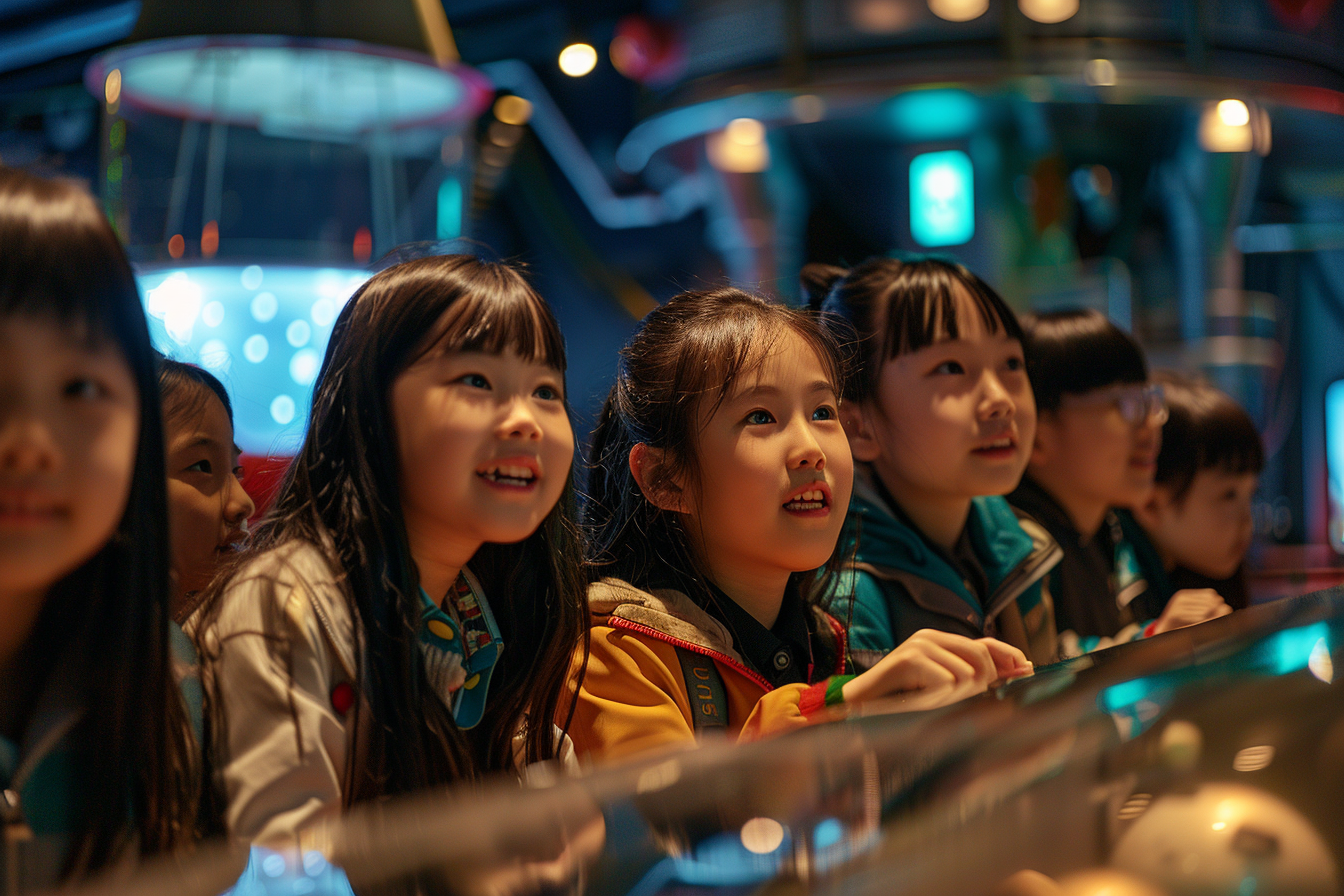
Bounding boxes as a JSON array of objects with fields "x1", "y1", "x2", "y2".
[
  {"x1": 682, "y1": 331, "x2": 853, "y2": 584},
  {"x1": 0, "y1": 315, "x2": 138, "y2": 613},
  {"x1": 164, "y1": 390, "x2": 254, "y2": 605},
  {"x1": 392, "y1": 349, "x2": 573, "y2": 557},
  {"x1": 1138, "y1": 470, "x2": 1257, "y2": 579},
  {"x1": 1032, "y1": 383, "x2": 1163, "y2": 511},
  {"x1": 848, "y1": 293, "x2": 1035, "y2": 506}
]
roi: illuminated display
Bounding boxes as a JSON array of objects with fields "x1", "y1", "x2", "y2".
[
  {"x1": 138, "y1": 265, "x2": 369, "y2": 456},
  {"x1": 887, "y1": 89, "x2": 980, "y2": 141},
  {"x1": 1327, "y1": 379, "x2": 1344, "y2": 552},
  {"x1": 909, "y1": 149, "x2": 975, "y2": 247}
]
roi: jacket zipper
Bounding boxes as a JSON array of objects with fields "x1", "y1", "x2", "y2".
[{"x1": 607, "y1": 616, "x2": 775, "y2": 692}]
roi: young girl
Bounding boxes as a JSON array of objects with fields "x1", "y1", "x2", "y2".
[
  {"x1": 571, "y1": 287, "x2": 1031, "y2": 765},
  {"x1": 804, "y1": 257, "x2": 1063, "y2": 669},
  {"x1": 193, "y1": 255, "x2": 588, "y2": 844},
  {"x1": 1131, "y1": 371, "x2": 1263, "y2": 610},
  {"x1": 158, "y1": 359, "x2": 255, "y2": 623},
  {"x1": 1008, "y1": 309, "x2": 1230, "y2": 653},
  {"x1": 0, "y1": 167, "x2": 196, "y2": 886}
]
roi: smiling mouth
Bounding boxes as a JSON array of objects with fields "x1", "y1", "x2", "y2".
[
  {"x1": 476, "y1": 463, "x2": 538, "y2": 487},
  {"x1": 972, "y1": 437, "x2": 1016, "y2": 455},
  {"x1": 0, "y1": 493, "x2": 63, "y2": 523},
  {"x1": 783, "y1": 488, "x2": 829, "y2": 512}
]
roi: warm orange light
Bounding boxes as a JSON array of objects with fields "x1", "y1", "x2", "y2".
[
  {"x1": 493, "y1": 95, "x2": 533, "y2": 126},
  {"x1": 928, "y1": 0, "x2": 989, "y2": 22},
  {"x1": 559, "y1": 43, "x2": 598, "y2": 77},
  {"x1": 1019, "y1": 0, "x2": 1078, "y2": 23},
  {"x1": 168, "y1": 234, "x2": 185, "y2": 259},
  {"x1": 201, "y1": 221, "x2": 219, "y2": 258},
  {"x1": 353, "y1": 226, "x2": 373, "y2": 263},
  {"x1": 104, "y1": 69, "x2": 121, "y2": 106},
  {"x1": 1218, "y1": 99, "x2": 1251, "y2": 127}
]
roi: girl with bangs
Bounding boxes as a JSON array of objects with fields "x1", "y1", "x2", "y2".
[
  {"x1": 804, "y1": 256, "x2": 1063, "y2": 669},
  {"x1": 193, "y1": 255, "x2": 588, "y2": 844},
  {"x1": 570, "y1": 288, "x2": 1031, "y2": 765},
  {"x1": 0, "y1": 167, "x2": 197, "y2": 887}
]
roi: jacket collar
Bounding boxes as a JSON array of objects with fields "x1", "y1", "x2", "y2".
[{"x1": 588, "y1": 577, "x2": 745, "y2": 666}]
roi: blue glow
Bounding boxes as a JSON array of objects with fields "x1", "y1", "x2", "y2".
[
  {"x1": 910, "y1": 150, "x2": 974, "y2": 247},
  {"x1": 670, "y1": 830, "x2": 789, "y2": 886},
  {"x1": 888, "y1": 90, "x2": 980, "y2": 142},
  {"x1": 1327, "y1": 380, "x2": 1344, "y2": 552},
  {"x1": 1098, "y1": 677, "x2": 1156, "y2": 713},
  {"x1": 1265, "y1": 621, "x2": 1331, "y2": 676},
  {"x1": 813, "y1": 817, "x2": 844, "y2": 849},
  {"x1": 438, "y1": 178, "x2": 463, "y2": 240},
  {"x1": 220, "y1": 846, "x2": 355, "y2": 896},
  {"x1": 137, "y1": 265, "x2": 368, "y2": 455}
]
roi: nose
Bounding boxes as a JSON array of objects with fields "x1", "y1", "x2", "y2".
[
  {"x1": 223, "y1": 473, "x2": 255, "y2": 528},
  {"x1": 0, "y1": 410, "x2": 61, "y2": 475},
  {"x1": 978, "y1": 372, "x2": 1016, "y2": 421},
  {"x1": 788, "y1": 418, "x2": 827, "y2": 472},
  {"x1": 497, "y1": 395, "x2": 543, "y2": 441}
]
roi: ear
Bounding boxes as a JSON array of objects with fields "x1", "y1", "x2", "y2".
[
  {"x1": 839, "y1": 401, "x2": 884, "y2": 464},
  {"x1": 628, "y1": 443, "x2": 689, "y2": 513},
  {"x1": 1029, "y1": 409, "x2": 1059, "y2": 468}
]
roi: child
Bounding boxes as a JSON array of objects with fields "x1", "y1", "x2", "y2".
[
  {"x1": 1130, "y1": 372, "x2": 1263, "y2": 610},
  {"x1": 804, "y1": 257, "x2": 1063, "y2": 669},
  {"x1": 572, "y1": 287, "x2": 1031, "y2": 764},
  {"x1": 158, "y1": 359, "x2": 255, "y2": 623},
  {"x1": 192, "y1": 255, "x2": 588, "y2": 844},
  {"x1": 0, "y1": 167, "x2": 196, "y2": 886},
  {"x1": 1008, "y1": 309, "x2": 1230, "y2": 654}
]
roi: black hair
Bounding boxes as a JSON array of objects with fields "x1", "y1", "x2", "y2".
[
  {"x1": 158, "y1": 357, "x2": 235, "y2": 432},
  {"x1": 195, "y1": 254, "x2": 588, "y2": 805},
  {"x1": 802, "y1": 255, "x2": 1024, "y2": 403},
  {"x1": 0, "y1": 166, "x2": 196, "y2": 873},
  {"x1": 1018, "y1": 308, "x2": 1147, "y2": 413},
  {"x1": 1153, "y1": 371, "x2": 1264, "y2": 503},
  {"x1": 585, "y1": 288, "x2": 846, "y2": 664}
]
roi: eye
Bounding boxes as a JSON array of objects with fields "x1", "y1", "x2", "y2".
[
  {"x1": 812, "y1": 404, "x2": 837, "y2": 421},
  {"x1": 932, "y1": 360, "x2": 965, "y2": 375},
  {"x1": 233, "y1": 465, "x2": 246, "y2": 481},
  {"x1": 456, "y1": 373, "x2": 490, "y2": 390},
  {"x1": 745, "y1": 409, "x2": 775, "y2": 425},
  {"x1": 534, "y1": 383, "x2": 562, "y2": 401},
  {"x1": 1004, "y1": 356, "x2": 1025, "y2": 372},
  {"x1": 63, "y1": 377, "x2": 105, "y2": 400},
  {"x1": 186, "y1": 459, "x2": 213, "y2": 474}
]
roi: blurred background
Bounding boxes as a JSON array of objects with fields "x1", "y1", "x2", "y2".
[{"x1": 2, "y1": 0, "x2": 1343, "y2": 589}]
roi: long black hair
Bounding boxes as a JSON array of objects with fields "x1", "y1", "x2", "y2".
[
  {"x1": 802, "y1": 255, "x2": 1024, "y2": 403},
  {"x1": 0, "y1": 166, "x2": 196, "y2": 873},
  {"x1": 585, "y1": 288, "x2": 847, "y2": 656},
  {"x1": 197, "y1": 254, "x2": 587, "y2": 803}
]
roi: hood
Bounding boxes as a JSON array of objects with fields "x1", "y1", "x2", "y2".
[{"x1": 588, "y1": 577, "x2": 746, "y2": 666}]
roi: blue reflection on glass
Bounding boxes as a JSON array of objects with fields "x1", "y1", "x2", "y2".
[
  {"x1": 137, "y1": 265, "x2": 369, "y2": 456},
  {"x1": 813, "y1": 817, "x2": 844, "y2": 849},
  {"x1": 1263, "y1": 621, "x2": 1330, "y2": 676},
  {"x1": 670, "y1": 829, "x2": 790, "y2": 886},
  {"x1": 221, "y1": 846, "x2": 355, "y2": 896}
]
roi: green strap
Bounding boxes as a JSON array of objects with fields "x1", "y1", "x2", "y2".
[{"x1": 675, "y1": 647, "x2": 728, "y2": 730}]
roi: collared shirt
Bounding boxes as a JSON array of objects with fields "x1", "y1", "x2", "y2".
[{"x1": 702, "y1": 580, "x2": 816, "y2": 688}]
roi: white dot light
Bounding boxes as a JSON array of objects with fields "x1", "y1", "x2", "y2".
[
  {"x1": 289, "y1": 349, "x2": 321, "y2": 386},
  {"x1": 311, "y1": 297, "x2": 337, "y2": 328},
  {"x1": 1218, "y1": 99, "x2": 1251, "y2": 127},
  {"x1": 199, "y1": 339, "x2": 231, "y2": 371},
  {"x1": 260, "y1": 852, "x2": 286, "y2": 877},
  {"x1": 240, "y1": 264, "x2": 264, "y2": 290},
  {"x1": 270, "y1": 394, "x2": 296, "y2": 425},
  {"x1": 145, "y1": 272, "x2": 203, "y2": 346},
  {"x1": 286, "y1": 319, "x2": 312, "y2": 347},
  {"x1": 202, "y1": 300, "x2": 225, "y2": 328},
  {"x1": 559, "y1": 42, "x2": 598, "y2": 77},
  {"x1": 251, "y1": 292, "x2": 278, "y2": 323},
  {"x1": 243, "y1": 334, "x2": 269, "y2": 363},
  {"x1": 739, "y1": 817, "x2": 786, "y2": 854}
]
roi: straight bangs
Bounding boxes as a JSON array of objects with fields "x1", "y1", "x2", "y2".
[
  {"x1": 415, "y1": 266, "x2": 567, "y2": 374},
  {"x1": 1022, "y1": 308, "x2": 1147, "y2": 411},
  {"x1": 879, "y1": 261, "x2": 1023, "y2": 359},
  {"x1": 1155, "y1": 373, "x2": 1264, "y2": 501}
]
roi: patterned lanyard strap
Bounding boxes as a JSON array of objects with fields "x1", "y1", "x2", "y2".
[{"x1": 418, "y1": 569, "x2": 504, "y2": 730}]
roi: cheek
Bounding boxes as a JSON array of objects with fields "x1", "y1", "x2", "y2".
[{"x1": 167, "y1": 480, "x2": 220, "y2": 552}]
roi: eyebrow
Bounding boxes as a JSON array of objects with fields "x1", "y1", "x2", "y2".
[
  {"x1": 175, "y1": 434, "x2": 224, "y2": 452},
  {"x1": 730, "y1": 380, "x2": 836, "y2": 401}
]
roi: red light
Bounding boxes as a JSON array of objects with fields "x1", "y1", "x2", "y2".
[
  {"x1": 353, "y1": 227, "x2": 373, "y2": 263},
  {"x1": 201, "y1": 221, "x2": 219, "y2": 258},
  {"x1": 168, "y1": 234, "x2": 185, "y2": 258}
]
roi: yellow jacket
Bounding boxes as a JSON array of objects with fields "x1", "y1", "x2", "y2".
[{"x1": 567, "y1": 578, "x2": 851, "y2": 765}]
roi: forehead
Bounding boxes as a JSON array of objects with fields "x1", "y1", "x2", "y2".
[
  {"x1": 166, "y1": 388, "x2": 234, "y2": 441},
  {"x1": 727, "y1": 329, "x2": 833, "y2": 397},
  {"x1": 0, "y1": 313, "x2": 120, "y2": 360}
]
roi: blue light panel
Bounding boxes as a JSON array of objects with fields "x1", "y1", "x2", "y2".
[
  {"x1": 137, "y1": 265, "x2": 369, "y2": 456},
  {"x1": 887, "y1": 89, "x2": 980, "y2": 142},
  {"x1": 1327, "y1": 379, "x2": 1344, "y2": 552},
  {"x1": 909, "y1": 149, "x2": 974, "y2": 247}
]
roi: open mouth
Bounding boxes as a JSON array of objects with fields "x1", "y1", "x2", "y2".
[
  {"x1": 972, "y1": 436, "x2": 1016, "y2": 457},
  {"x1": 476, "y1": 462, "x2": 539, "y2": 488},
  {"x1": 783, "y1": 486, "x2": 830, "y2": 513},
  {"x1": 0, "y1": 491, "x2": 63, "y2": 524}
]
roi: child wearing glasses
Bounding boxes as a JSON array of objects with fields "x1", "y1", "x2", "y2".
[
  {"x1": 1008, "y1": 309, "x2": 1230, "y2": 655},
  {"x1": 1130, "y1": 372, "x2": 1264, "y2": 610}
]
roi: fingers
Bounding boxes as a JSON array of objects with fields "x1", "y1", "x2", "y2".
[
  {"x1": 975, "y1": 637, "x2": 1033, "y2": 678},
  {"x1": 907, "y1": 629, "x2": 998, "y2": 684}
]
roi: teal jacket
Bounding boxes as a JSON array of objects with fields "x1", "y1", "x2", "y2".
[{"x1": 832, "y1": 471, "x2": 1063, "y2": 670}]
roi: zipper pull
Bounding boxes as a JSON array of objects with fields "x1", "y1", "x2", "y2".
[{"x1": 2, "y1": 788, "x2": 32, "y2": 896}]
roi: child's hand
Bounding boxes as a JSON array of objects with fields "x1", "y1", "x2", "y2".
[
  {"x1": 841, "y1": 629, "x2": 1032, "y2": 708},
  {"x1": 1151, "y1": 588, "x2": 1232, "y2": 635}
]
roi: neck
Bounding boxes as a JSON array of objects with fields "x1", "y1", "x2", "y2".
[
  {"x1": 705, "y1": 561, "x2": 791, "y2": 630},
  {"x1": 1026, "y1": 469, "x2": 1109, "y2": 538},
  {"x1": 404, "y1": 519, "x2": 479, "y2": 604},
  {"x1": 872, "y1": 468, "x2": 972, "y2": 552},
  {"x1": 0, "y1": 586, "x2": 48, "y2": 740}
]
